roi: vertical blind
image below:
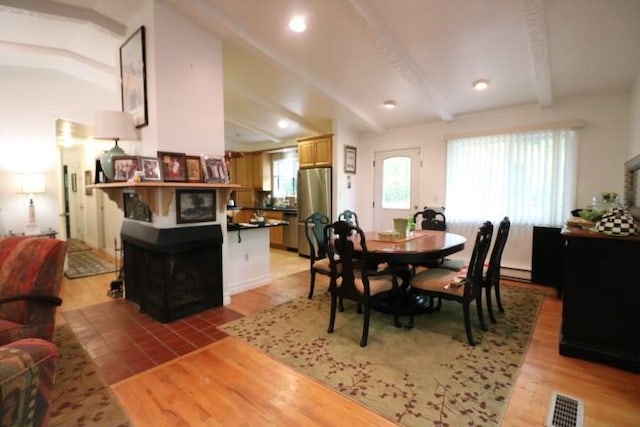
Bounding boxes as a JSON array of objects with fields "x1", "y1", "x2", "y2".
[{"x1": 445, "y1": 128, "x2": 577, "y2": 227}]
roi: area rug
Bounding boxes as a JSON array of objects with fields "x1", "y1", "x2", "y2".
[
  {"x1": 65, "y1": 251, "x2": 116, "y2": 279},
  {"x1": 51, "y1": 325, "x2": 130, "y2": 427},
  {"x1": 67, "y1": 238, "x2": 92, "y2": 253},
  {"x1": 220, "y1": 285, "x2": 544, "y2": 426}
]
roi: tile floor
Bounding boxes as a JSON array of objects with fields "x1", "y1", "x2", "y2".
[
  {"x1": 60, "y1": 248, "x2": 309, "y2": 385},
  {"x1": 63, "y1": 299, "x2": 243, "y2": 385}
]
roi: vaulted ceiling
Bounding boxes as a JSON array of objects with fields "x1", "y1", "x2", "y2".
[{"x1": 2, "y1": 0, "x2": 639, "y2": 146}]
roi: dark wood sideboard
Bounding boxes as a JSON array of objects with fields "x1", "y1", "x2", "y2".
[{"x1": 560, "y1": 227, "x2": 640, "y2": 373}]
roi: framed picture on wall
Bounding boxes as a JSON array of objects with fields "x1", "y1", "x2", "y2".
[
  {"x1": 120, "y1": 25, "x2": 148, "y2": 127},
  {"x1": 84, "y1": 170, "x2": 93, "y2": 195},
  {"x1": 176, "y1": 189, "x2": 216, "y2": 224},
  {"x1": 344, "y1": 145, "x2": 357, "y2": 174}
]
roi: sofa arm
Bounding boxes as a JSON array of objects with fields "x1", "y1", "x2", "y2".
[{"x1": 0, "y1": 338, "x2": 59, "y2": 427}]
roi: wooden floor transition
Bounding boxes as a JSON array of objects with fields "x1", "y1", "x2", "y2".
[{"x1": 58, "y1": 248, "x2": 640, "y2": 426}]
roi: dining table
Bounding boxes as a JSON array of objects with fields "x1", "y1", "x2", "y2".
[{"x1": 358, "y1": 229, "x2": 467, "y2": 318}]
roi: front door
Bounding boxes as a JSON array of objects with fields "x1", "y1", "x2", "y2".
[{"x1": 372, "y1": 148, "x2": 421, "y2": 231}]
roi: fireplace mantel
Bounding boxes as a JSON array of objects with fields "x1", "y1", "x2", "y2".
[{"x1": 88, "y1": 182, "x2": 239, "y2": 217}]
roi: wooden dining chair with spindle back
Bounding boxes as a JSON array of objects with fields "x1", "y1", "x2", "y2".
[
  {"x1": 409, "y1": 221, "x2": 494, "y2": 345},
  {"x1": 324, "y1": 220, "x2": 401, "y2": 347},
  {"x1": 304, "y1": 212, "x2": 332, "y2": 300}
]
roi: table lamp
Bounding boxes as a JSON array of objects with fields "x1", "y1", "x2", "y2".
[
  {"x1": 93, "y1": 111, "x2": 137, "y2": 181},
  {"x1": 18, "y1": 173, "x2": 46, "y2": 235}
]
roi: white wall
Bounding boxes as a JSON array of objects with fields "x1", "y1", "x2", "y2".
[
  {"x1": 357, "y1": 94, "x2": 631, "y2": 230},
  {"x1": 353, "y1": 94, "x2": 630, "y2": 272},
  {"x1": 0, "y1": 66, "x2": 119, "y2": 237},
  {"x1": 333, "y1": 121, "x2": 361, "y2": 220}
]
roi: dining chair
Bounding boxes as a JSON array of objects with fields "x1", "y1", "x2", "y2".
[
  {"x1": 409, "y1": 221, "x2": 493, "y2": 346},
  {"x1": 338, "y1": 209, "x2": 359, "y2": 227},
  {"x1": 411, "y1": 208, "x2": 447, "y2": 271},
  {"x1": 413, "y1": 207, "x2": 446, "y2": 231},
  {"x1": 304, "y1": 212, "x2": 332, "y2": 300},
  {"x1": 324, "y1": 220, "x2": 400, "y2": 347},
  {"x1": 440, "y1": 217, "x2": 511, "y2": 323}
]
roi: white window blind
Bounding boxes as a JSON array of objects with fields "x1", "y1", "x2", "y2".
[{"x1": 445, "y1": 128, "x2": 577, "y2": 227}]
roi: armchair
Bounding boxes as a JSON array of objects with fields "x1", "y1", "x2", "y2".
[
  {"x1": 0, "y1": 338, "x2": 59, "y2": 427},
  {"x1": 0, "y1": 237, "x2": 66, "y2": 345}
]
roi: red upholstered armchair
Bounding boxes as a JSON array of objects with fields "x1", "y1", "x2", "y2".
[
  {"x1": 0, "y1": 338, "x2": 59, "y2": 427},
  {"x1": 0, "y1": 237, "x2": 66, "y2": 345}
]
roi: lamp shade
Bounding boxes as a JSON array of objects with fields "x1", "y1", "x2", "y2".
[
  {"x1": 94, "y1": 111, "x2": 137, "y2": 181},
  {"x1": 94, "y1": 111, "x2": 137, "y2": 141},
  {"x1": 18, "y1": 173, "x2": 45, "y2": 194}
]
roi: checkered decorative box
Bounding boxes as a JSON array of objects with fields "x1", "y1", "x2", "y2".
[{"x1": 595, "y1": 208, "x2": 637, "y2": 236}]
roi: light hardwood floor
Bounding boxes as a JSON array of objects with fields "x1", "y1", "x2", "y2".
[{"x1": 58, "y1": 249, "x2": 640, "y2": 426}]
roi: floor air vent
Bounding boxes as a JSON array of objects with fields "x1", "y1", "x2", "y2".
[{"x1": 545, "y1": 391, "x2": 584, "y2": 427}]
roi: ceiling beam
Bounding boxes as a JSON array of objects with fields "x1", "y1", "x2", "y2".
[
  {"x1": 161, "y1": 0, "x2": 385, "y2": 133},
  {"x1": 225, "y1": 116, "x2": 282, "y2": 144},
  {"x1": 0, "y1": 40, "x2": 115, "y2": 73},
  {"x1": 521, "y1": 0, "x2": 553, "y2": 107},
  {"x1": 341, "y1": 0, "x2": 453, "y2": 122},
  {"x1": 226, "y1": 84, "x2": 325, "y2": 136},
  {"x1": 0, "y1": 0, "x2": 126, "y2": 37}
]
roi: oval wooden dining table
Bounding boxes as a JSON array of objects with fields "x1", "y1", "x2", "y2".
[
  {"x1": 363, "y1": 229, "x2": 466, "y2": 265},
  {"x1": 357, "y1": 229, "x2": 467, "y2": 318}
]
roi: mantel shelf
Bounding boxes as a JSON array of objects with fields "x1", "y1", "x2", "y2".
[{"x1": 88, "y1": 182, "x2": 240, "y2": 217}]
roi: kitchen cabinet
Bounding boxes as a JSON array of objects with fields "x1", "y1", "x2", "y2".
[
  {"x1": 229, "y1": 153, "x2": 271, "y2": 190},
  {"x1": 297, "y1": 134, "x2": 332, "y2": 169},
  {"x1": 264, "y1": 210, "x2": 284, "y2": 248},
  {"x1": 560, "y1": 227, "x2": 640, "y2": 373}
]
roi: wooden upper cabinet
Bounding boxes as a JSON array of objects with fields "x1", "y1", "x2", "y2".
[
  {"x1": 228, "y1": 152, "x2": 271, "y2": 190},
  {"x1": 297, "y1": 134, "x2": 333, "y2": 169}
]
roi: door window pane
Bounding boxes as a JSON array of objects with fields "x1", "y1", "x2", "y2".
[{"x1": 382, "y1": 157, "x2": 411, "y2": 209}]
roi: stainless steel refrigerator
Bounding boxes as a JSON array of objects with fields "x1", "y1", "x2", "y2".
[{"x1": 297, "y1": 167, "x2": 332, "y2": 256}]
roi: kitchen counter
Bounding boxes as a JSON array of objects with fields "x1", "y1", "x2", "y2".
[
  {"x1": 227, "y1": 220, "x2": 289, "y2": 231},
  {"x1": 229, "y1": 206, "x2": 297, "y2": 214}
]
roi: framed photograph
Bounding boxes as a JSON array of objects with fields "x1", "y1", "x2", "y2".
[
  {"x1": 157, "y1": 151, "x2": 187, "y2": 182},
  {"x1": 139, "y1": 156, "x2": 163, "y2": 181},
  {"x1": 112, "y1": 156, "x2": 140, "y2": 182},
  {"x1": 123, "y1": 192, "x2": 152, "y2": 222},
  {"x1": 201, "y1": 155, "x2": 229, "y2": 184},
  {"x1": 176, "y1": 189, "x2": 216, "y2": 224},
  {"x1": 71, "y1": 173, "x2": 77, "y2": 192},
  {"x1": 120, "y1": 26, "x2": 148, "y2": 128},
  {"x1": 84, "y1": 170, "x2": 93, "y2": 195},
  {"x1": 186, "y1": 155, "x2": 203, "y2": 183},
  {"x1": 345, "y1": 145, "x2": 357, "y2": 174}
]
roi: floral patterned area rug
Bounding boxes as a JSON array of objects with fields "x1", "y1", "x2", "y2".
[
  {"x1": 50, "y1": 325, "x2": 130, "y2": 427},
  {"x1": 220, "y1": 285, "x2": 544, "y2": 427}
]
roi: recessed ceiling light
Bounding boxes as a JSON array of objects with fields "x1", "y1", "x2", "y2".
[
  {"x1": 473, "y1": 79, "x2": 489, "y2": 91},
  {"x1": 277, "y1": 119, "x2": 289, "y2": 129},
  {"x1": 383, "y1": 100, "x2": 397, "y2": 109},
  {"x1": 288, "y1": 16, "x2": 306, "y2": 33}
]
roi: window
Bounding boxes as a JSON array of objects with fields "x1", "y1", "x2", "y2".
[
  {"x1": 445, "y1": 128, "x2": 577, "y2": 226},
  {"x1": 272, "y1": 156, "x2": 299, "y2": 198},
  {"x1": 381, "y1": 156, "x2": 411, "y2": 209}
]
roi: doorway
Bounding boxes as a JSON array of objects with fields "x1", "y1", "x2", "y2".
[{"x1": 372, "y1": 148, "x2": 421, "y2": 231}]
